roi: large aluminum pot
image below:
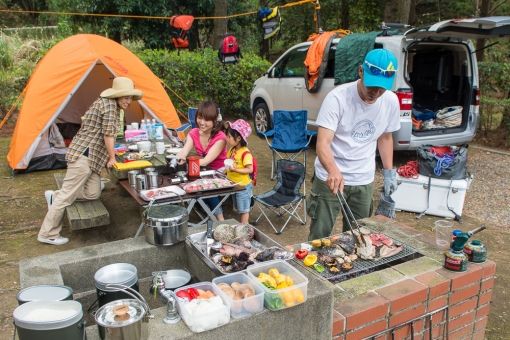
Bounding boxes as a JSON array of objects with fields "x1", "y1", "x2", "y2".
[
  {"x1": 144, "y1": 205, "x2": 188, "y2": 246},
  {"x1": 95, "y1": 285, "x2": 153, "y2": 340}
]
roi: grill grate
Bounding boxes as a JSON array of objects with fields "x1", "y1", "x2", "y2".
[{"x1": 293, "y1": 226, "x2": 421, "y2": 284}]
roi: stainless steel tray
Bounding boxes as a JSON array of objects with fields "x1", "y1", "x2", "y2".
[
  {"x1": 186, "y1": 226, "x2": 293, "y2": 276},
  {"x1": 183, "y1": 174, "x2": 237, "y2": 194}
]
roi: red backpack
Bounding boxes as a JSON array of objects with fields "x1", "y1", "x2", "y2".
[
  {"x1": 218, "y1": 34, "x2": 242, "y2": 64},
  {"x1": 242, "y1": 151, "x2": 257, "y2": 186}
]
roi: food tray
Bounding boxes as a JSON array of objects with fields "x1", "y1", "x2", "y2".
[
  {"x1": 292, "y1": 226, "x2": 420, "y2": 284},
  {"x1": 186, "y1": 225, "x2": 294, "y2": 276},
  {"x1": 138, "y1": 185, "x2": 186, "y2": 201},
  {"x1": 175, "y1": 282, "x2": 230, "y2": 333},
  {"x1": 246, "y1": 260, "x2": 308, "y2": 311},
  {"x1": 212, "y1": 272, "x2": 264, "y2": 318},
  {"x1": 183, "y1": 177, "x2": 237, "y2": 194}
]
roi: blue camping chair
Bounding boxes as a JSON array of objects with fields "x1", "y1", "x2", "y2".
[
  {"x1": 258, "y1": 110, "x2": 316, "y2": 192},
  {"x1": 175, "y1": 107, "x2": 198, "y2": 134}
]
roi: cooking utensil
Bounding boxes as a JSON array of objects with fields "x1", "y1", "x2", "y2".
[
  {"x1": 336, "y1": 191, "x2": 367, "y2": 247},
  {"x1": 95, "y1": 284, "x2": 154, "y2": 340},
  {"x1": 143, "y1": 205, "x2": 189, "y2": 246},
  {"x1": 206, "y1": 220, "x2": 214, "y2": 255}
]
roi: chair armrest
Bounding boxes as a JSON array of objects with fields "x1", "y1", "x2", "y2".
[
  {"x1": 257, "y1": 130, "x2": 275, "y2": 147},
  {"x1": 176, "y1": 123, "x2": 191, "y2": 132},
  {"x1": 304, "y1": 130, "x2": 317, "y2": 137}
]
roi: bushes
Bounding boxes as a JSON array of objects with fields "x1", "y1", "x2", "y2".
[{"x1": 138, "y1": 48, "x2": 271, "y2": 120}]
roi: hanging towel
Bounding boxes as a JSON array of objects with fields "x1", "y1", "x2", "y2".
[{"x1": 334, "y1": 31, "x2": 379, "y2": 85}]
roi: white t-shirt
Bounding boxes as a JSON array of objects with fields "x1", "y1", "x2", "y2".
[{"x1": 314, "y1": 81, "x2": 401, "y2": 185}]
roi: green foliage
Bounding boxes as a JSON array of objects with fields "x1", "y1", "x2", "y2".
[{"x1": 138, "y1": 48, "x2": 271, "y2": 119}]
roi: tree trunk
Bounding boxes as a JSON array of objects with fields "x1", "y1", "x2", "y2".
[
  {"x1": 408, "y1": 0, "x2": 417, "y2": 26},
  {"x1": 498, "y1": 90, "x2": 510, "y2": 134},
  {"x1": 476, "y1": 0, "x2": 490, "y2": 62},
  {"x1": 384, "y1": 0, "x2": 411, "y2": 25},
  {"x1": 341, "y1": 0, "x2": 350, "y2": 29},
  {"x1": 213, "y1": 0, "x2": 228, "y2": 50}
]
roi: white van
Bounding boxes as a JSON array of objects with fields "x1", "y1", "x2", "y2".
[{"x1": 249, "y1": 17, "x2": 510, "y2": 150}]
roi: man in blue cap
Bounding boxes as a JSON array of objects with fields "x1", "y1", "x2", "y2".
[{"x1": 307, "y1": 48, "x2": 400, "y2": 240}]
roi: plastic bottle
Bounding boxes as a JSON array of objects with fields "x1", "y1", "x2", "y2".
[
  {"x1": 140, "y1": 119, "x2": 146, "y2": 131},
  {"x1": 151, "y1": 119, "x2": 156, "y2": 140}
]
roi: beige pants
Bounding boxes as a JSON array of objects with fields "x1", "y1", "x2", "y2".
[{"x1": 39, "y1": 156, "x2": 101, "y2": 239}]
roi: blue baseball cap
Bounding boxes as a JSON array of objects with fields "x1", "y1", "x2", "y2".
[{"x1": 362, "y1": 49, "x2": 398, "y2": 90}]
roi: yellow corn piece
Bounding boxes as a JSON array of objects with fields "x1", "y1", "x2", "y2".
[
  {"x1": 266, "y1": 276, "x2": 277, "y2": 289},
  {"x1": 285, "y1": 275, "x2": 294, "y2": 286},
  {"x1": 268, "y1": 268, "x2": 280, "y2": 278},
  {"x1": 292, "y1": 288, "x2": 305, "y2": 303},
  {"x1": 276, "y1": 281, "x2": 288, "y2": 290},
  {"x1": 274, "y1": 274, "x2": 286, "y2": 286}
]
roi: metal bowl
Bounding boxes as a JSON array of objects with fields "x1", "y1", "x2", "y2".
[{"x1": 161, "y1": 270, "x2": 191, "y2": 289}]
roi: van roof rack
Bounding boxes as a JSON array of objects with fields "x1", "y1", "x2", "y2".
[{"x1": 379, "y1": 22, "x2": 414, "y2": 36}]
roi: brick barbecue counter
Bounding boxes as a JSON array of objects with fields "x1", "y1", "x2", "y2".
[
  {"x1": 330, "y1": 216, "x2": 494, "y2": 340},
  {"x1": 19, "y1": 217, "x2": 494, "y2": 340}
]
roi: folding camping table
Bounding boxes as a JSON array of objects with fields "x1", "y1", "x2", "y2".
[{"x1": 119, "y1": 175, "x2": 245, "y2": 232}]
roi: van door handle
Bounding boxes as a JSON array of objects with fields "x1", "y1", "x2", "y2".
[{"x1": 294, "y1": 84, "x2": 303, "y2": 90}]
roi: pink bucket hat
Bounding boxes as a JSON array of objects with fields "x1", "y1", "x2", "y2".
[{"x1": 227, "y1": 119, "x2": 252, "y2": 144}]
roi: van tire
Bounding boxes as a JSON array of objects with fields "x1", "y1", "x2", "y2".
[{"x1": 253, "y1": 102, "x2": 271, "y2": 136}]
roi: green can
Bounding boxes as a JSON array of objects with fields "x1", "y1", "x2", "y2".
[
  {"x1": 444, "y1": 249, "x2": 468, "y2": 272},
  {"x1": 464, "y1": 240, "x2": 487, "y2": 263}
]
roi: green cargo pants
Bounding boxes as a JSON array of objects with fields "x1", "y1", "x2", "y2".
[{"x1": 306, "y1": 174, "x2": 373, "y2": 241}]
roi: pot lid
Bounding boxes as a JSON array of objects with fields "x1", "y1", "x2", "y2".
[
  {"x1": 17, "y1": 285, "x2": 73, "y2": 303},
  {"x1": 406, "y1": 16, "x2": 510, "y2": 40},
  {"x1": 95, "y1": 299, "x2": 145, "y2": 328},
  {"x1": 14, "y1": 300, "x2": 83, "y2": 330},
  {"x1": 146, "y1": 205, "x2": 188, "y2": 222},
  {"x1": 94, "y1": 263, "x2": 138, "y2": 291}
]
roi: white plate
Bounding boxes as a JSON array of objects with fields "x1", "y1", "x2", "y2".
[
  {"x1": 128, "y1": 145, "x2": 138, "y2": 151},
  {"x1": 138, "y1": 186, "x2": 186, "y2": 201},
  {"x1": 166, "y1": 148, "x2": 183, "y2": 154}
]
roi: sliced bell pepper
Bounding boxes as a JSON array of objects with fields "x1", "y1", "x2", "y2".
[
  {"x1": 313, "y1": 263, "x2": 325, "y2": 273},
  {"x1": 303, "y1": 254, "x2": 317, "y2": 267},
  {"x1": 176, "y1": 290, "x2": 192, "y2": 301},
  {"x1": 187, "y1": 287, "x2": 200, "y2": 300},
  {"x1": 295, "y1": 249, "x2": 308, "y2": 259}
]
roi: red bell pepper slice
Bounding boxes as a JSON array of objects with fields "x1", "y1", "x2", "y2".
[
  {"x1": 176, "y1": 290, "x2": 192, "y2": 301},
  {"x1": 187, "y1": 287, "x2": 200, "y2": 300},
  {"x1": 295, "y1": 249, "x2": 308, "y2": 259}
]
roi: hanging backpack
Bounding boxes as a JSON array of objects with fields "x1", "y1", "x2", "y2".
[
  {"x1": 258, "y1": 6, "x2": 282, "y2": 40},
  {"x1": 242, "y1": 151, "x2": 258, "y2": 186},
  {"x1": 218, "y1": 34, "x2": 242, "y2": 64},
  {"x1": 169, "y1": 15, "x2": 194, "y2": 50}
]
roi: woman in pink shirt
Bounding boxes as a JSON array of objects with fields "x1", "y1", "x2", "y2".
[{"x1": 176, "y1": 100, "x2": 227, "y2": 220}]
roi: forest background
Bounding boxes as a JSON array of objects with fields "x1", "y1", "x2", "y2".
[{"x1": 1, "y1": 0, "x2": 510, "y2": 147}]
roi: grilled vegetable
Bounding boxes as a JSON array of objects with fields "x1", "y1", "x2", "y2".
[
  {"x1": 311, "y1": 239, "x2": 322, "y2": 247},
  {"x1": 295, "y1": 249, "x2": 308, "y2": 259},
  {"x1": 303, "y1": 254, "x2": 317, "y2": 266}
]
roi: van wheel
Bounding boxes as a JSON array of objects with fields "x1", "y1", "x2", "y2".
[{"x1": 253, "y1": 103, "x2": 271, "y2": 136}]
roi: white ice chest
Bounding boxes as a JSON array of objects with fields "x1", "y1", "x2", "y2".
[{"x1": 391, "y1": 173, "x2": 473, "y2": 219}]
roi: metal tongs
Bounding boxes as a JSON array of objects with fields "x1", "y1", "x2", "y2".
[{"x1": 336, "y1": 191, "x2": 367, "y2": 247}]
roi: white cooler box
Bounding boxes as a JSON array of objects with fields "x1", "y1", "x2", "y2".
[{"x1": 391, "y1": 173, "x2": 473, "y2": 219}]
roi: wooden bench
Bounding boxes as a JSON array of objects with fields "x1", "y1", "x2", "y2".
[{"x1": 54, "y1": 173, "x2": 110, "y2": 231}]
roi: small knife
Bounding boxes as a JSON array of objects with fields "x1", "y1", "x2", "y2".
[{"x1": 206, "y1": 220, "x2": 214, "y2": 255}]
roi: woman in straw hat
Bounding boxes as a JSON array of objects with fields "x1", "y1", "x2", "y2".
[{"x1": 38, "y1": 77, "x2": 143, "y2": 245}]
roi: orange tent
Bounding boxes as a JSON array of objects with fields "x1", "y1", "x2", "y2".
[{"x1": 7, "y1": 34, "x2": 181, "y2": 172}]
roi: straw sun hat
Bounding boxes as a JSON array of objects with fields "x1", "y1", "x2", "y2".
[{"x1": 100, "y1": 77, "x2": 143, "y2": 100}]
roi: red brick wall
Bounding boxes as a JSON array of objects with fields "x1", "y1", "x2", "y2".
[{"x1": 332, "y1": 259, "x2": 496, "y2": 340}]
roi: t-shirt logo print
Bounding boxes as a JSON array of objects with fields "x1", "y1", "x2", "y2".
[{"x1": 351, "y1": 120, "x2": 376, "y2": 143}]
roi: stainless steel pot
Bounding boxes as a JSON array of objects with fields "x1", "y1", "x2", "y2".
[
  {"x1": 144, "y1": 205, "x2": 188, "y2": 245},
  {"x1": 95, "y1": 284, "x2": 153, "y2": 340}
]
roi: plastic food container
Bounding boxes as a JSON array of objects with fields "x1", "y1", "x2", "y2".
[
  {"x1": 175, "y1": 282, "x2": 230, "y2": 333},
  {"x1": 212, "y1": 272, "x2": 264, "y2": 318},
  {"x1": 246, "y1": 260, "x2": 308, "y2": 311}
]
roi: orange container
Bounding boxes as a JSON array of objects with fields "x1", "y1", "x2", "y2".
[{"x1": 187, "y1": 156, "x2": 200, "y2": 177}]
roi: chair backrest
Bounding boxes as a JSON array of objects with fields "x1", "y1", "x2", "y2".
[
  {"x1": 188, "y1": 108, "x2": 198, "y2": 128},
  {"x1": 273, "y1": 159, "x2": 305, "y2": 197},
  {"x1": 272, "y1": 110, "x2": 308, "y2": 150}
]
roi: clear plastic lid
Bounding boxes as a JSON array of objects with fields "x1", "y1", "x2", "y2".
[{"x1": 95, "y1": 299, "x2": 145, "y2": 328}]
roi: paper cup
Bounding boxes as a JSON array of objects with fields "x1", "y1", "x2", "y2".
[
  {"x1": 126, "y1": 124, "x2": 133, "y2": 130},
  {"x1": 155, "y1": 142, "x2": 165, "y2": 155},
  {"x1": 224, "y1": 159, "x2": 233, "y2": 169},
  {"x1": 131, "y1": 122, "x2": 139, "y2": 130}
]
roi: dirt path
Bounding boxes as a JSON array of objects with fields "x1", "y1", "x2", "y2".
[{"x1": 0, "y1": 125, "x2": 508, "y2": 339}]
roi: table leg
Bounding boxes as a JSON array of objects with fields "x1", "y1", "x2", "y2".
[{"x1": 134, "y1": 221, "x2": 145, "y2": 238}]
